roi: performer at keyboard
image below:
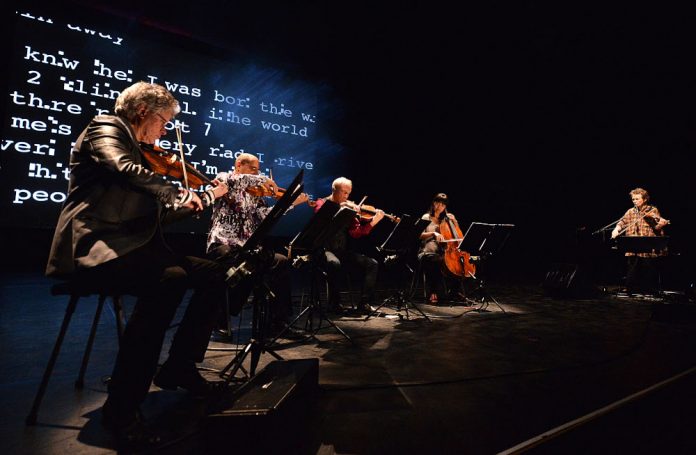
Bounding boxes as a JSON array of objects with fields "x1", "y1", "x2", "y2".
[
  {"x1": 313, "y1": 177, "x2": 385, "y2": 314},
  {"x1": 207, "y1": 152, "x2": 308, "y2": 334},
  {"x1": 611, "y1": 187, "x2": 669, "y2": 295}
]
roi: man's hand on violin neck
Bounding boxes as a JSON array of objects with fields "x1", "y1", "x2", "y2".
[
  {"x1": 211, "y1": 180, "x2": 229, "y2": 199},
  {"x1": 263, "y1": 179, "x2": 278, "y2": 194}
]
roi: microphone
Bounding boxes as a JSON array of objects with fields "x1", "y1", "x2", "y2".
[
  {"x1": 292, "y1": 254, "x2": 309, "y2": 269},
  {"x1": 384, "y1": 254, "x2": 399, "y2": 266},
  {"x1": 226, "y1": 260, "x2": 253, "y2": 288}
]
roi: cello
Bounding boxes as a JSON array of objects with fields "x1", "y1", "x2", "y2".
[{"x1": 439, "y1": 209, "x2": 476, "y2": 279}]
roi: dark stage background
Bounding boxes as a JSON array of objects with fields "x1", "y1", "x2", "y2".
[{"x1": 2, "y1": 2, "x2": 695, "y2": 290}]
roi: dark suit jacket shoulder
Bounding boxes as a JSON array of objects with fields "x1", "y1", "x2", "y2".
[{"x1": 46, "y1": 115, "x2": 180, "y2": 278}]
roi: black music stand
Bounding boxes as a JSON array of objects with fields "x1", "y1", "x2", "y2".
[
  {"x1": 459, "y1": 222, "x2": 514, "y2": 313},
  {"x1": 274, "y1": 201, "x2": 358, "y2": 344},
  {"x1": 218, "y1": 170, "x2": 304, "y2": 383},
  {"x1": 615, "y1": 236, "x2": 669, "y2": 254},
  {"x1": 367, "y1": 215, "x2": 431, "y2": 321}
]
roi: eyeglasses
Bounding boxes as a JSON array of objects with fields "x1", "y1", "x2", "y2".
[{"x1": 154, "y1": 112, "x2": 170, "y2": 126}]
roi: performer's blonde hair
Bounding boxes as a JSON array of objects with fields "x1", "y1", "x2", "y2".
[{"x1": 332, "y1": 177, "x2": 352, "y2": 191}]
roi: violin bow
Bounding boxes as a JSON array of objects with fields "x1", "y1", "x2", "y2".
[{"x1": 174, "y1": 125, "x2": 190, "y2": 190}]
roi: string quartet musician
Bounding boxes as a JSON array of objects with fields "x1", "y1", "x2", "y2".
[
  {"x1": 313, "y1": 177, "x2": 385, "y2": 314},
  {"x1": 418, "y1": 193, "x2": 467, "y2": 304},
  {"x1": 45, "y1": 82, "x2": 229, "y2": 452},
  {"x1": 611, "y1": 187, "x2": 670, "y2": 295},
  {"x1": 207, "y1": 152, "x2": 308, "y2": 335}
]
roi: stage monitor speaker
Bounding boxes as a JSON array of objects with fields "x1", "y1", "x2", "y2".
[
  {"x1": 209, "y1": 358, "x2": 319, "y2": 418},
  {"x1": 543, "y1": 263, "x2": 596, "y2": 298},
  {"x1": 206, "y1": 358, "x2": 319, "y2": 453}
]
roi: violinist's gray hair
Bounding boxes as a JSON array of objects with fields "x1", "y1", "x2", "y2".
[
  {"x1": 114, "y1": 81, "x2": 180, "y2": 123},
  {"x1": 332, "y1": 177, "x2": 353, "y2": 191}
]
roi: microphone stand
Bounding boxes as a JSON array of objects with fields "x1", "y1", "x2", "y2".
[
  {"x1": 592, "y1": 216, "x2": 624, "y2": 235},
  {"x1": 593, "y1": 206, "x2": 660, "y2": 240}
]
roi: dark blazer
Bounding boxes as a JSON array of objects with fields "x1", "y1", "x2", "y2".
[{"x1": 46, "y1": 115, "x2": 182, "y2": 278}]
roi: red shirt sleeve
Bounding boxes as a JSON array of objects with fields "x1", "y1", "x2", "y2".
[
  {"x1": 348, "y1": 217, "x2": 373, "y2": 238},
  {"x1": 314, "y1": 198, "x2": 373, "y2": 238},
  {"x1": 313, "y1": 198, "x2": 325, "y2": 213}
]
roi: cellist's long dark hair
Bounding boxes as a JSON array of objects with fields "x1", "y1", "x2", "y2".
[{"x1": 429, "y1": 193, "x2": 449, "y2": 221}]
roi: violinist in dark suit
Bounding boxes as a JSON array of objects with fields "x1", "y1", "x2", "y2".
[
  {"x1": 611, "y1": 187, "x2": 670, "y2": 295},
  {"x1": 46, "y1": 82, "x2": 228, "y2": 451}
]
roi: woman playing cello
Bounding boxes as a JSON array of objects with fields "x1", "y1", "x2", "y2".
[{"x1": 418, "y1": 193, "x2": 472, "y2": 304}]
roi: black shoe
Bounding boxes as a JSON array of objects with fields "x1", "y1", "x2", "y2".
[
  {"x1": 102, "y1": 403, "x2": 161, "y2": 452},
  {"x1": 211, "y1": 328, "x2": 234, "y2": 342},
  {"x1": 326, "y1": 303, "x2": 346, "y2": 315},
  {"x1": 270, "y1": 322, "x2": 305, "y2": 340},
  {"x1": 358, "y1": 303, "x2": 373, "y2": 315},
  {"x1": 154, "y1": 360, "x2": 226, "y2": 397}
]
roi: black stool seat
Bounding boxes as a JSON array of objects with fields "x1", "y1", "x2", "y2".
[
  {"x1": 50, "y1": 281, "x2": 131, "y2": 298},
  {"x1": 26, "y1": 280, "x2": 127, "y2": 425}
]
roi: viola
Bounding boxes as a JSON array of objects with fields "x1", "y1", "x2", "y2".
[
  {"x1": 245, "y1": 183, "x2": 316, "y2": 207},
  {"x1": 342, "y1": 200, "x2": 400, "y2": 223},
  {"x1": 438, "y1": 210, "x2": 476, "y2": 279},
  {"x1": 139, "y1": 143, "x2": 213, "y2": 189}
]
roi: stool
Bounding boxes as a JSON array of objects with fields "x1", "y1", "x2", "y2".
[{"x1": 25, "y1": 281, "x2": 126, "y2": 425}]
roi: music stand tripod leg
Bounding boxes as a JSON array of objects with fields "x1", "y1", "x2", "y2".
[
  {"x1": 467, "y1": 277, "x2": 506, "y2": 314},
  {"x1": 219, "y1": 288, "x2": 284, "y2": 384},
  {"x1": 313, "y1": 302, "x2": 354, "y2": 344},
  {"x1": 309, "y1": 263, "x2": 355, "y2": 343},
  {"x1": 219, "y1": 341, "x2": 250, "y2": 381},
  {"x1": 268, "y1": 304, "x2": 311, "y2": 345},
  {"x1": 397, "y1": 289, "x2": 432, "y2": 322},
  {"x1": 407, "y1": 299, "x2": 432, "y2": 322},
  {"x1": 364, "y1": 297, "x2": 390, "y2": 321}
]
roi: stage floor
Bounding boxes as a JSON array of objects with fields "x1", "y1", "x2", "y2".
[{"x1": 3, "y1": 272, "x2": 696, "y2": 454}]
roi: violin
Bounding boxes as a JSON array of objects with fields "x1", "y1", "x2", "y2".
[
  {"x1": 139, "y1": 143, "x2": 213, "y2": 189},
  {"x1": 342, "y1": 200, "x2": 400, "y2": 223},
  {"x1": 615, "y1": 205, "x2": 670, "y2": 238},
  {"x1": 245, "y1": 183, "x2": 316, "y2": 207},
  {"x1": 438, "y1": 210, "x2": 476, "y2": 279}
]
